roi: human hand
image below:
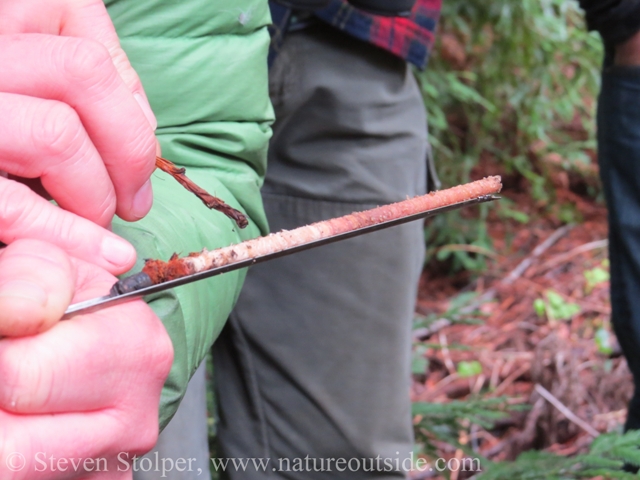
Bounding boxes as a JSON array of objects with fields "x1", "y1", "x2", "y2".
[
  {"x1": 0, "y1": 239, "x2": 173, "y2": 479},
  {"x1": 0, "y1": 176, "x2": 138, "y2": 288},
  {"x1": 615, "y1": 30, "x2": 640, "y2": 66},
  {"x1": 0, "y1": 0, "x2": 158, "y2": 226}
]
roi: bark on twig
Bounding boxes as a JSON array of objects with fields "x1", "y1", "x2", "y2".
[
  {"x1": 142, "y1": 177, "x2": 502, "y2": 285},
  {"x1": 155, "y1": 156, "x2": 248, "y2": 228}
]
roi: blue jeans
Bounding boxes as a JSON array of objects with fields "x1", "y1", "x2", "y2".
[{"x1": 598, "y1": 64, "x2": 640, "y2": 430}]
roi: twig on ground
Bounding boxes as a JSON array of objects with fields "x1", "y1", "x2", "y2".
[
  {"x1": 504, "y1": 224, "x2": 574, "y2": 284},
  {"x1": 450, "y1": 448, "x2": 464, "y2": 480},
  {"x1": 492, "y1": 363, "x2": 531, "y2": 397},
  {"x1": 536, "y1": 239, "x2": 608, "y2": 274},
  {"x1": 155, "y1": 156, "x2": 248, "y2": 228},
  {"x1": 433, "y1": 244, "x2": 503, "y2": 261},
  {"x1": 422, "y1": 374, "x2": 461, "y2": 402},
  {"x1": 534, "y1": 384, "x2": 599, "y2": 437},
  {"x1": 439, "y1": 332, "x2": 456, "y2": 375},
  {"x1": 412, "y1": 318, "x2": 452, "y2": 342},
  {"x1": 414, "y1": 224, "x2": 574, "y2": 342}
]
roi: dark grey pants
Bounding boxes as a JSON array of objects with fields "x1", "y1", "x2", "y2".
[
  {"x1": 213, "y1": 24, "x2": 428, "y2": 479},
  {"x1": 598, "y1": 64, "x2": 640, "y2": 431}
]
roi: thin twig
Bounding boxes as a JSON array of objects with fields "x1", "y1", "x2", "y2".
[
  {"x1": 414, "y1": 224, "x2": 575, "y2": 342},
  {"x1": 491, "y1": 363, "x2": 531, "y2": 397},
  {"x1": 155, "y1": 156, "x2": 248, "y2": 228},
  {"x1": 537, "y1": 239, "x2": 608, "y2": 274},
  {"x1": 433, "y1": 244, "x2": 503, "y2": 261},
  {"x1": 534, "y1": 384, "x2": 599, "y2": 437},
  {"x1": 503, "y1": 224, "x2": 574, "y2": 284},
  {"x1": 439, "y1": 332, "x2": 456, "y2": 375},
  {"x1": 412, "y1": 318, "x2": 452, "y2": 341}
]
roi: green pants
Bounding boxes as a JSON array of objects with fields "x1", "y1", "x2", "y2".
[{"x1": 213, "y1": 23, "x2": 429, "y2": 479}]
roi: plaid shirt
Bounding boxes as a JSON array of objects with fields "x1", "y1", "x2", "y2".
[{"x1": 269, "y1": 0, "x2": 442, "y2": 70}]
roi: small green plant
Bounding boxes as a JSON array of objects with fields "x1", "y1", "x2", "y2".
[
  {"x1": 594, "y1": 327, "x2": 613, "y2": 355},
  {"x1": 457, "y1": 360, "x2": 483, "y2": 378},
  {"x1": 584, "y1": 265, "x2": 610, "y2": 294},
  {"x1": 412, "y1": 344, "x2": 430, "y2": 375},
  {"x1": 534, "y1": 290, "x2": 581, "y2": 323}
]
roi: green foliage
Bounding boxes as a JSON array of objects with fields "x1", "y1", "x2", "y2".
[
  {"x1": 584, "y1": 265, "x2": 610, "y2": 293},
  {"x1": 457, "y1": 360, "x2": 483, "y2": 378},
  {"x1": 533, "y1": 298, "x2": 547, "y2": 318},
  {"x1": 414, "y1": 291, "x2": 486, "y2": 331},
  {"x1": 413, "y1": 397, "x2": 514, "y2": 459},
  {"x1": 534, "y1": 289, "x2": 581, "y2": 323},
  {"x1": 594, "y1": 327, "x2": 613, "y2": 355},
  {"x1": 479, "y1": 430, "x2": 640, "y2": 480},
  {"x1": 412, "y1": 343, "x2": 430, "y2": 375},
  {"x1": 420, "y1": 0, "x2": 603, "y2": 270}
]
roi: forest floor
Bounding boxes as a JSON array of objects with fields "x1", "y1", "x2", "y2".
[{"x1": 412, "y1": 157, "x2": 627, "y2": 478}]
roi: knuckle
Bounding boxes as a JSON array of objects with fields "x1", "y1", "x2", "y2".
[
  {"x1": 0, "y1": 181, "x2": 36, "y2": 237},
  {"x1": 133, "y1": 422, "x2": 160, "y2": 455},
  {"x1": 31, "y1": 102, "x2": 83, "y2": 159},
  {"x1": 107, "y1": 404, "x2": 159, "y2": 455},
  {"x1": 59, "y1": 37, "x2": 114, "y2": 87}
]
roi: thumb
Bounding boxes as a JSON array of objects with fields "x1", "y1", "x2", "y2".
[
  {"x1": 0, "y1": 239, "x2": 76, "y2": 337},
  {"x1": 61, "y1": 0, "x2": 158, "y2": 130}
]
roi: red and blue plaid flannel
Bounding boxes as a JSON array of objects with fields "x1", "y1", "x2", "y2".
[{"x1": 269, "y1": 0, "x2": 442, "y2": 70}]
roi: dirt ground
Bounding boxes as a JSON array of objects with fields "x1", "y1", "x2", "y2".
[{"x1": 412, "y1": 158, "x2": 628, "y2": 478}]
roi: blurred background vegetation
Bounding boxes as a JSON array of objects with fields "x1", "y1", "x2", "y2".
[
  {"x1": 409, "y1": 1, "x2": 640, "y2": 478},
  {"x1": 419, "y1": 0, "x2": 602, "y2": 273},
  {"x1": 207, "y1": 2, "x2": 637, "y2": 479}
]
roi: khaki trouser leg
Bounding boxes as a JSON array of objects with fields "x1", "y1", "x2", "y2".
[{"x1": 214, "y1": 23, "x2": 428, "y2": 480}]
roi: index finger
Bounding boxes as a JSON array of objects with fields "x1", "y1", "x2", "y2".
[{"x1": 0, "y1": 34, "x2": 157, "y2": 222}]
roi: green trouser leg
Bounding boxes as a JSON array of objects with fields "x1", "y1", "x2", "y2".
[{"x1": 213, "y1": 23, "x2": 428, "y2": 479}]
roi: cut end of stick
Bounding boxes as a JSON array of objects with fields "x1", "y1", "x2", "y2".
[{"x1": 155, "y1": 156, "x2": 249, "y2": 228}]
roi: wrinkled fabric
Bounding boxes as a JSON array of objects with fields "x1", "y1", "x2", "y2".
[
  {"x1": 105, "y1": 0, "x2": 273, "y2": 428},
  {"x1": 215, "y1": 24, "x2": 428, "y2": 479}
]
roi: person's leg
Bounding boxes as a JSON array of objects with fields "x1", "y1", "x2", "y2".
[
  {"x1": 597, "y1": 64, "x2": 640, "y2": 431},
  {"x1": 134, "y1": 362, "x2": 211, "y2": 479},
  {"x1": 213, "y1": 24, "x2": 428, "y2": 479}
]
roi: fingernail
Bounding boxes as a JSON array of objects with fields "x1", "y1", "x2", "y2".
[
  {"x1": 0, "y1": 280, "x2": 48, "y2": 306},
  {"x1": 134, "y1": 92, "x2": 158, "y2": 131},
  {"x1": 132, "y1": 179, "x2": 153, "y2": 219},
  {"x1": 101, "y1": 236, "x2": 136, "y2": 268}
]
